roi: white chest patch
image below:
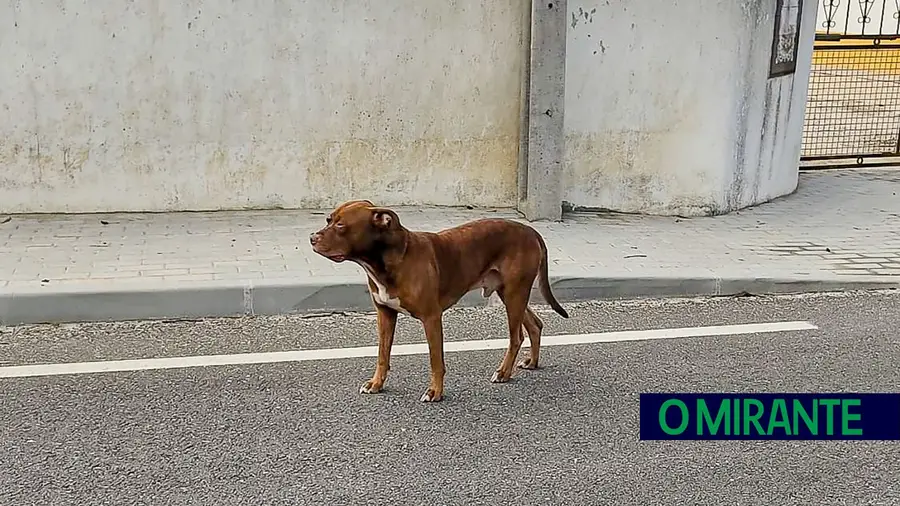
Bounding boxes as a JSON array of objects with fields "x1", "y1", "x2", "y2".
[{"x1": 361, "y1": 264, "x2": 409, "y2": 315}]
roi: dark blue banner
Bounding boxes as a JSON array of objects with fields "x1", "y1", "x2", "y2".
[{"x1": 639, "y1": 393, "x2": 900, "y2": 440}]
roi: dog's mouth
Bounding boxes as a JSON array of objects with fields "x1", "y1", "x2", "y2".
[{"x1": 311, "y1": 244, "x2": 347, "y2": 263}]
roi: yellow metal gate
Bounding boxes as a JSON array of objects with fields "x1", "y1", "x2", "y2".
[{"x1": 801, "y1": 0, "x2": 900, "y2": 169}]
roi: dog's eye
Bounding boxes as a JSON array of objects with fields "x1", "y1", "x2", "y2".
[{"x1": 326, "y1": 216, "x2": 332, "y2": 224}]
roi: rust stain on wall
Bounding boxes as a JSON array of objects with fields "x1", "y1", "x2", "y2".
[
  {"x1": 564, "y1": 125, "x2": 722, "y2": 216},
  {"x1": 301, "y1": 135, "x2": 518, "y2": 208}
]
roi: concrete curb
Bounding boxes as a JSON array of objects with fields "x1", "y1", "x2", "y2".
[{"x1": 1, "y1": 275, "x2": 899, "y2": 326}]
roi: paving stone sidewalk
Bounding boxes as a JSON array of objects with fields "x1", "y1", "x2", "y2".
[{"x1": 2, "y1": 169, "x2": 900, "y2": 325}]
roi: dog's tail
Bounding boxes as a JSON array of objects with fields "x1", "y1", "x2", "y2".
[{"x1": 536, "y1": 232, "x2": 569, "y2": 318}]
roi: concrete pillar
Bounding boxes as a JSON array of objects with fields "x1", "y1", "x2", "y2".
[{"x1": 517, "y1": 0, "x2": 568, "y2": 222}]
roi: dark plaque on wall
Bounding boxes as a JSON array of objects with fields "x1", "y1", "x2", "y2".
[{"x1": 769, "y1": 0, "x2": 803, "y2": 77}]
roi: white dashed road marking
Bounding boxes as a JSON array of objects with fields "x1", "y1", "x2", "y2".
[{"x1": 0, "y1": 321, "x2": 817, "y2": 379}]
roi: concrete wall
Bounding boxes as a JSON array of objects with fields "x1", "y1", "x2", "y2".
[
  {"x1": 0, "y1": 0, "x2": 527, "y2": 213},
  {"x1": 562, "y1": 0, "x2": 817, "y2": 216}
]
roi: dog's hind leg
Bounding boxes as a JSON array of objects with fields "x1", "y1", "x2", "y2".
[
  {"x1": 517, "y1": 307, "x2": 544, "y2": 370},
  {"x1": 491, "y1": 281, "x2": 532, "y2": 383}
]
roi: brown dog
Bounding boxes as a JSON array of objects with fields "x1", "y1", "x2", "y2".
[{"x1": 309, "y1": 200, "x2": 569, "y2": 402}]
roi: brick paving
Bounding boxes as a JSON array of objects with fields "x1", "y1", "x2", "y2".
[{"x1": 2, "y1": 169, "x2": 899, "y2": 296}]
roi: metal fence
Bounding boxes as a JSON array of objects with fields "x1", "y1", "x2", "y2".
[{"x1": 800, "y1": 0, "x2": 900, "y2": 168}]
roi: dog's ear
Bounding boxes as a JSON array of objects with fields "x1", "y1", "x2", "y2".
[{"x1": 369, "y1": 207, "x2": 399, "y2": 229}]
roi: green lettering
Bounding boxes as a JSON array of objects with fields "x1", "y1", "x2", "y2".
[
  {"x1": 792, "y1": 399, "x2": 818, "y2": 435},
  {"x1": 697, "y1": 399, "x2": 730, "y2": 435},
  {"x1": 659, "y1": 399, "x2": 689, "y2": 435},
  {"x1": 767, "y1": 399, "x2": 792, "y2": 435},
  {"x1": 733, "y1": 397, "x2": 740, "y2": 435},
  {"x1": 841, "y1": 399, "x2": 863, "y2": 436},
  {"x1": 820, "y1": 399, "x2": 840, "y2": 435},
  {"x1": 742, "y1": 399, "x2": 766, "y2": 435}
]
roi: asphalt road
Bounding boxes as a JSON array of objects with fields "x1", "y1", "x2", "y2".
[{"x1": 2, "y1": 290, "x2": 900, "y2": 506}]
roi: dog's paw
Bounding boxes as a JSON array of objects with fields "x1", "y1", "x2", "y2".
[
  {"x1": 490, "y1": 370, "x2": 511, "y2": 383},
  {"x1": 359, "y1": 380, "x2": 383, "y2": 394},
  {"x1": 517, "y1": 357, "x2": 539, "y2": 370},
  {"x1": 420, "y1": 388, "x2": 444, "y2": 402}
]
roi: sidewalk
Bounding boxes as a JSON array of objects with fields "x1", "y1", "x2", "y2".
[{"x1": 2, "y1": 169, "x2": 900, "y2": 325}]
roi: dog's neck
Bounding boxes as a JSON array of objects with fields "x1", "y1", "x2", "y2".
[{"x1": 352, "y1": 228, "x2": 409, "y2": 280}]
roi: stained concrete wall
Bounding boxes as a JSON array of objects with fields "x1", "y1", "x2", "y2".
[
  {"x1": 562, "y1": 0, "x2": 817, "y2": 216},
  {"x1": 0, "y1": 1, "x2": 527, "y2": 213}
]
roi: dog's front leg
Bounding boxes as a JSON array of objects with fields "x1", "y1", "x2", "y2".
[
  {"x1": 360, "y1": 303, "x2": 398, "y2": 394},
  {"x1": 420, "y1": 314, "x2": 445, "y2": 402}
]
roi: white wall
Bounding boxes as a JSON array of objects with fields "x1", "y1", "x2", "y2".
[
  {"x1": 562, "y1": 0, "x2": 817, "y2": 216},
  {"x1": 0, "y1": 0, "x2": 527, "y2": 213}
]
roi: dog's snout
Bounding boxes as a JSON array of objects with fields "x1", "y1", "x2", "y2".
[{"x1": 309, "y1": 232, "x2": 320, "y2": 246}]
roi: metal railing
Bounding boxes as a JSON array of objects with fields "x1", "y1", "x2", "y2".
[{"x1": 800, "y1": 1, "x2": 900, "y2": 168}]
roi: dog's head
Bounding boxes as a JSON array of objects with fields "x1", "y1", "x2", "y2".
[{"x1": 309, "y1": 200, "x2": 403, "y2": 263}]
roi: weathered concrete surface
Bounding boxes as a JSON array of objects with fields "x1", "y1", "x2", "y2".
[
  {"x1": 0, "y1": 1, "x2": 526, "y2": 213},
  {"x1": 2, "y1": 169, "x2": 899, "y2": 325},
  {"x1": 517, "y1": 0, "x2": 567, "y2": 221},
  {"x1": 561, "y1": 0, "x2": 817, "y2": 216}
]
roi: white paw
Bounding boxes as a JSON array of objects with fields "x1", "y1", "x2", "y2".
[
  {"x1": 420, "y1": 389, "x2": 443, "y2": 402},
  {"x1": 490, "y1": 371, "x2": 509, "y2": 383},
  {"x1": 359, "y1": 381, "x2": 382, "y2": 394},
  {"x1": 517, "y1": 357, "x2": 538, "y2": 370}
]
